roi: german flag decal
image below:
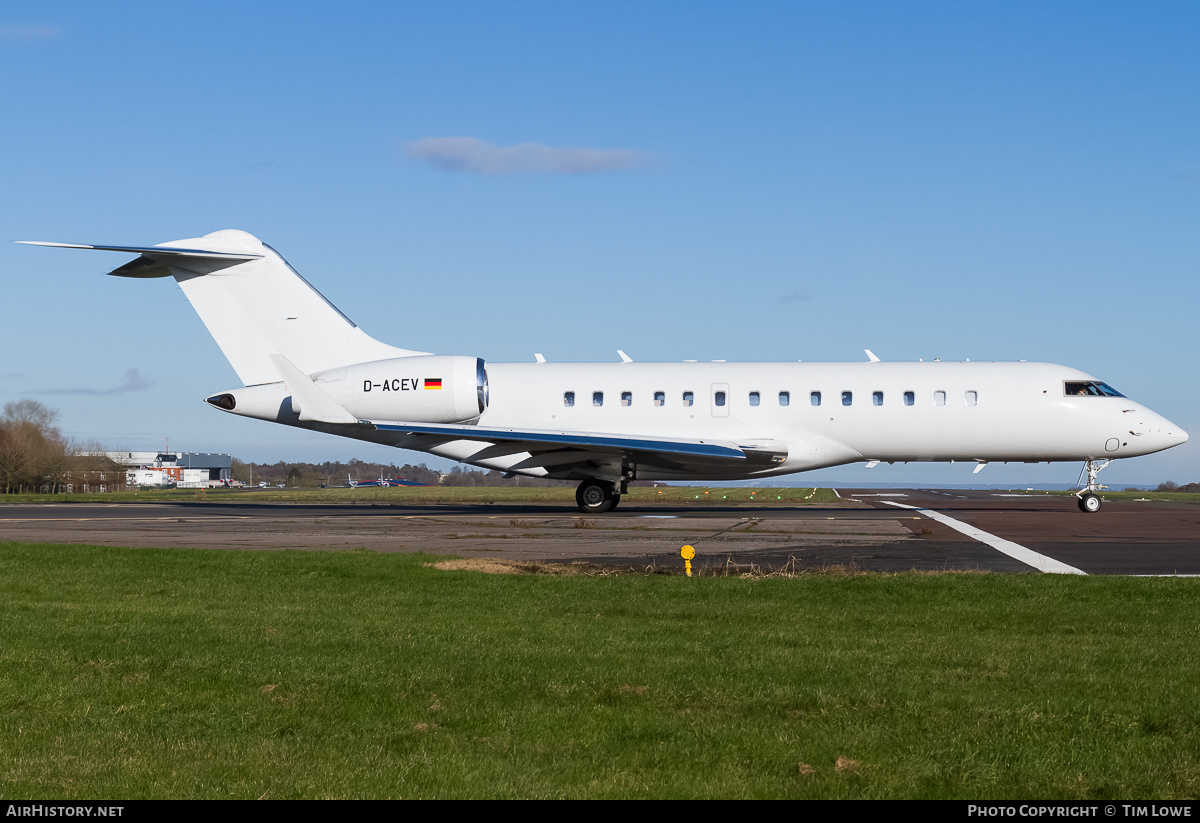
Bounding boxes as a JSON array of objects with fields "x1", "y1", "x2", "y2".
[{"x1": 424, "y1": 378, "x2": 443, "y2": 390}]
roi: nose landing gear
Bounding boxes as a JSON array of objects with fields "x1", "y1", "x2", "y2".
[{"x1": 1074, "y1": 459, "x2": 1111, "y2": 513}]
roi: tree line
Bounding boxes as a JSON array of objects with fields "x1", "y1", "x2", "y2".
[
  {"x1": 1154, "y1": 481, "x2": 1200, "y2": 493},
  {"x1": 237, "y1": 459, "x2": 663, "y2": 488},
  {"x1": 232, "y1": 458, "x2": 574, "y2": 488},
  {"x1": 0, "y1": 400, "x2": 120, "y2": 494}
]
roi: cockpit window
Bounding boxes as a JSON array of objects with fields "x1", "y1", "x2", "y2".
[{"x1": 1064, "y1": 381, "x2": 1125, "y2": 398}]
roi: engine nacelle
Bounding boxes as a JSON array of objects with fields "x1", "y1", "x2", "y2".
[{"x1": 314, "y1": 355, "x2": 487, "y2": 423}]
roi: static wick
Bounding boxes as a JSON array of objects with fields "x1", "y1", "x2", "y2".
[{"x1": 681, "y1": 544, "x2": 695, "y2": 577}]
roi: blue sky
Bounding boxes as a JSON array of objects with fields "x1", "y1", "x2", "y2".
[{"x1": 2, "y1": 1, "x2": 1197, "y2": 486}]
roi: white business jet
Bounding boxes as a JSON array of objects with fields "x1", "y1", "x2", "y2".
[{"x1": 21, "y1": 230, "x2": 1188, "y2": 514}]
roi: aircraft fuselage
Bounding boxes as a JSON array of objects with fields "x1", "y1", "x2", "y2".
[{"x1": 422, "y1": 360, "x2": 1184, "y2": 480}]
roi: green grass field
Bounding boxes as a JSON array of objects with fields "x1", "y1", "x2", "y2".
[{"x1": 1, "y1": 540, "x2": 1198, "y2": 799}]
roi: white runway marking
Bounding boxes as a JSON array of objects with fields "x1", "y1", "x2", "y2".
[{"x1": 882, "y1": 500, "x2": 1087, "y2": 575}]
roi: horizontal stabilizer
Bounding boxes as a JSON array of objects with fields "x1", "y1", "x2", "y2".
[{"x1": 17, "y1": 240, "x2": 263, "y2": 261}]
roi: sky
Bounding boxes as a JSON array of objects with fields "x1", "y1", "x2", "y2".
[{"x1": 2, "y1": 1, "x2": 1197, "y2": 487}]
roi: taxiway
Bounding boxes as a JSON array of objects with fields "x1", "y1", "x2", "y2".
[{"x1": 1, "y1": 488, "x2": 1196, "y2": 575}]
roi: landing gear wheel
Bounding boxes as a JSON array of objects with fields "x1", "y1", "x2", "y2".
[
  {"x1": 576, "y1": 480, "x2": 619, "y2": 514},
  {"x1": 1074, "y1": 459, "x2": 1110, "y2": 514}
]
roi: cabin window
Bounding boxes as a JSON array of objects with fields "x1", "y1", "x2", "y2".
[
  {"x1": 810, "y1": 391, "x2": 821, "y2": 406},
  {"x1": 749, "y1": 391, "x2": 760, "y2": 406},
  {"x1": 842, "y1": 391, "x2": 853, "y2": 406},
  {"x1": 654, "y1": 391, "x2": 665, "y2": 406},
  {"x1": 935, "y1": 390, "x2": 946, "y2": 406},
  {"x1": 593, "y1": 391, "x2": 604, "y2": 407},
  {"x1": 715, "y1": 391, "x2": 727, "y2": 407},
  {"x1": 779, "y1": 391, "x2": 790, "y2": 406},
  {"x1": 621, "y1": 391, "x2": 632, "y2": 407},
  {"x1": 966, "y1": 390, "x2": 977, "y2": 406},
  {"x1": 904, "y1": 391, "x2": 914, "y2": 406},
  {"x1": 563, "y1": 391, "x2": 575, "y2": 407},
  {"x1": 683, "y1": 391, "x2": 694, "y2": 407},
  {"x1": 873, "y1": 391, "x2": 883, "y2": 406}
]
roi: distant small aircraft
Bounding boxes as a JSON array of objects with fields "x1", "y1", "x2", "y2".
[
  {"x1": 346, "y1": 473, "x2": 427, "y2": 488},
  {"x1": 22, "y1": 230, "x2": 1188, "y2": 514}
]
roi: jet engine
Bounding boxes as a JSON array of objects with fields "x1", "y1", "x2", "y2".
[{"x1": 314, "y1": 355, "x2": 488, "y2": 424}]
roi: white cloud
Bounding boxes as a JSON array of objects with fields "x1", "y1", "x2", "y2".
[
  {"x1": 779, "y1": 287, "x2": 812, "y2": 304},
  {"x1": 38, "y1": 368, "x2": 154, "y2": 396},
  {"x1": 405, "y1": 137, "x2": 647, "y2": 175}
]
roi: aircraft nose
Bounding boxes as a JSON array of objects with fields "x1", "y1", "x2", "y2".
[
  {"x1": 1129, "y1": 410, "x2": 1188, "y2": 454},
  {"x1": 1153, "y1": 415, "x2": 1188, "y2": 445}
]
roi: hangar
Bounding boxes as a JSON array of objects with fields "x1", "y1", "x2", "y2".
[{"x1": 107, "y1": 451, "x2": 232, "y2": 488}]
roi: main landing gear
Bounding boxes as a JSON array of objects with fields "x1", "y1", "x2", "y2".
[
  {"x1": 1075, "y1": 459, "x2": 1110, "y2": 513},
  {"x1": 576, "y1": 479, "x2": 622, "y2": 514}
]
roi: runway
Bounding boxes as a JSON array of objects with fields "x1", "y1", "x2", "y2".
[{"x1": 2, "y1": 489, "x2": 1197, "y2": 575}]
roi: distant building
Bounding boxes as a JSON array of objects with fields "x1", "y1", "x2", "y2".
[
  {"x1": 60, "y1": 454, "x2": 128, "y2": 494},
  {"x1": 107, "y1": 451, "x2": 232, "y2": 488}
]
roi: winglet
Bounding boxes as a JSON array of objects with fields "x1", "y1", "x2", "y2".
[{"x1": 865, "y1": 349, "x2": 881, "y2": 362}]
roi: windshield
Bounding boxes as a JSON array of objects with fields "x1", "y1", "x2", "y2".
[{"x1": 1064, "y1": 381, "x2": 1125, "y2": 398}]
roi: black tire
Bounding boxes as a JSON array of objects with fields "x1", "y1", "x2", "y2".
[
  {"x1": 576, "y1": 480, "x2": 617, "y2": 513},
  {"x1": 1078, "y1": 493, "x2": 1102, "y2": 513}
]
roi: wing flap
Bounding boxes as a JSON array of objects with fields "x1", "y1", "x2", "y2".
[
  {"x1": 370, "y1": 420, "x2": 787, "y2": 477},
  {"x1": 372, "y1": 421, "x2": 749, "y2": 461}
]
